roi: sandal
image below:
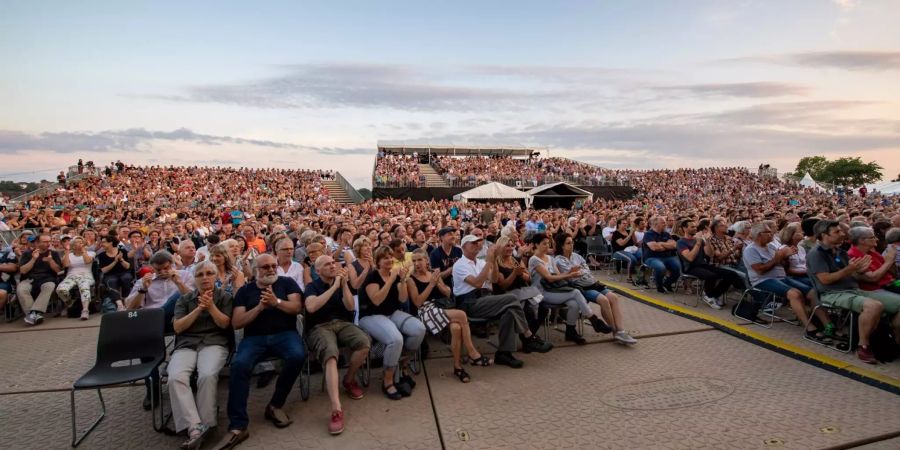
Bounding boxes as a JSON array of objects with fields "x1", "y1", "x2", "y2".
[
  {"x1": 382, "y1": 383, "x2": 403, "y2": 400},
  {"x1": 469, "y1": 354, "x2": 494, "y2": 367},
  {"x1": 453, "y1": 367, "x2": 471, "y2": 383},
  {"x1": 806, "y1": 329, "x2": 833, "y2": 345}
]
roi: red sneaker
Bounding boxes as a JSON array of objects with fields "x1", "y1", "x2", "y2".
[
  {"x1": 857, "y1": 345, "x2": 877, "y2": 364},
  {"x1": 329, "y1": 410, "x2": 345, "y2": 435},
  {"x1": 343, "y1": 378, "x2": 365, "y2": 400}
]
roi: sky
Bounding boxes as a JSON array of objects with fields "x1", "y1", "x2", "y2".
[{"x1": 1, "y1": 0, "x2": 899, "y2": 189}]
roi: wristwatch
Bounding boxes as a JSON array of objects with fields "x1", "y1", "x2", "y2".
[{"x1": 276, "y1": 298, "x2": 283, "y2": 305}]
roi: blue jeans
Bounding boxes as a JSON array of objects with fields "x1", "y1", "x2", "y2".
[
  {"x1": 582, "y1": 288, "x2": 611, "y2": 303},
  {"x1": 755, "y1": 278, "x2": 811, "y2": 298},
  {"x1": 613, "y1": 251, "x2": 640, "y2": 274},
  {"x1": 227, "y1": 330, "x2": 306, "y2": 430},
  {"x1": 645, "y1": 256, "x2": 681, "y2": 288}
]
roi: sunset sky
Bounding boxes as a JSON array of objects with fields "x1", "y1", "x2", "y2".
[{"x1": 2, "y1": 0, "x2": 899, "y2": 188}]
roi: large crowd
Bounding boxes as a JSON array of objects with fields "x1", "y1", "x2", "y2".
[
  {"x1": 373, "y1": 154, "x2": 627, "y2": 188},
  {"x1": 1, "y1": 161, "x2": 899, "y2": 449}
]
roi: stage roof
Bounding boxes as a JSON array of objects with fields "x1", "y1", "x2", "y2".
[{"x1": 377, "y1": 141, "x2": 541, "y2": 157}]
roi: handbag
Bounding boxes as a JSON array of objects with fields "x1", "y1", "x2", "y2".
[
  {"x1": 541, "y1": 278, "x2": 575, "y2": 292},
  {"x1": 433, "y1": 296, "x2": 456, "y2": 309}
]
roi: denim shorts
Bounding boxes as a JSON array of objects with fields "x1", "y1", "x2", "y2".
[{"x1": 0, "y1": 281, "x2": 11, "y2": 293}]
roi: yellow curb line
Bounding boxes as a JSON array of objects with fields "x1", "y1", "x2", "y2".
[{"x1": 604, "y1": 280, "x2": 900, "y2": 390}]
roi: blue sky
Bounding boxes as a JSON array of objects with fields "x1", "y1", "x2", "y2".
[{"x1": 1, "y1": 0, "x2": 899, "y2": 188}]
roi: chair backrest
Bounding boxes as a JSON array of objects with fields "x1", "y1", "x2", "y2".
[
  {"x1": 585, "y1": 236, "x2": 606, "y2": 253},
  {"x1": 96, "y1": 309, "x2": 166, "y2": 366}
]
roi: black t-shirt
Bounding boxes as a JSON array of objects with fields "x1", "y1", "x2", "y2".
[
  {"x1": 429, "y1": 245, "x2": 462, "y2": 277},
  {"x1": 303, "y1": 277, "x2": 353, "y2": 331},
  {"x1": 358, "y1": 270, "x2": 402, "y2": 317},
  {"x1": 19, "y1": 250, "x2": 62, "y2": 283},
  {"x1": 233, "y1": 276, "x2": 302, "y2": 337},
  {"x1": 492, "y1": 263, "x2": 528, "y2": 293},
  {"x1": 97, "y1": 250, "x2": 130, "y2": 276},
  {"x1": 611, "y1": 230, "x2": 630, "y2": 252}
]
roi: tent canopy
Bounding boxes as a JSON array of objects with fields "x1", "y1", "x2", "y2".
[
  {"x1": 870, "y1": 180, "x2": 900, "y2": 195},
  {"x1": 453, "y1": 182, "x2": 532, "y2": 206},
  {"x1": 799, "y1": 173, "x2": 828, "y2": 192},
  {"x1": 526, "y1": 182, "x2": 592, "y2": 209}
]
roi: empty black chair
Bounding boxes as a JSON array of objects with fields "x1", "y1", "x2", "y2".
[{"x1": 70, "y1": 308, "x2": 166, "y2": 447}]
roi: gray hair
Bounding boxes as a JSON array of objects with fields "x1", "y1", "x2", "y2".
[
  {"x1": 192, "y1": 260, "x2": 218, "y2": 277},
  {"x1": 299, "y1": 229, "x2": 317, "y2": 245},
  {"x1": 749, "y1": 223, "x2": 769, "y2": 240},
  {"x1": 847, "y1": 226, "x2": 875, "y2": 245},
  {"x1": 178, "y1": 239, "x2": 195, "y2": 251},
  {"x1": 885, "y1": 227, "x2": 900, "y2": 244},
  {"x1": 649, "y1": 216, "x2": 665, "y2": 227},
  {"x1": 149, "y1": 250, "x2": 174, "y2": 266},
  {"x1": 733, "y1": 220, "x2": 752, "y2": 235},
  {"x1": 848, "y1": 220, "x2": 869, "y2": 229}
]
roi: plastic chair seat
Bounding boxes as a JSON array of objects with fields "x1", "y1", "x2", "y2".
[{"x1": 74, "y1": 358, "x2": 163, "y2": 389}]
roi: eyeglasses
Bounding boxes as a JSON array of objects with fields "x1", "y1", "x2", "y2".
[{"x1": 257, "y1": 264, "x2": 277, "y2": 271}]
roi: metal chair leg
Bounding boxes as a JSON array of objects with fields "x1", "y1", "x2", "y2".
[
  {"x1": 300, "y1": 357, "x2": 310, "y2": 401},
  {"x1": 150, "y1": 376, "x2": 165, "y2": 432},
  {"x1": 71, "y1": 388, "x2": 106, "y2": 448}
]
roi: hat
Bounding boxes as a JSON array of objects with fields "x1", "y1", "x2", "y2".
[
  {"x1": 460, "y1": 234, "x2": 484, "y2": 246},
  {"x1": 438, "y1": 227, "x2": 456, "y2": 237}
]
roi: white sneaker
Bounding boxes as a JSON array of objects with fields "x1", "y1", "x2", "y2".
[
  {"x1": 23, "y1": 311, "x2": 36, "y2": 326},
  {"x1": 703, "y1": 295, "x2": 722, "y2": 310},
  {"x1": 614, "y1": 331, "x2": 637, "y2": 345},
  {"x1": 715, "y1": 297, "x2": 726, "y2": 307},
  {"x1": 80, "y1": 309, "x2": 90, "y2": 320}
]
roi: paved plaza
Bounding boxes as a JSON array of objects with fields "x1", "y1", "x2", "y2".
[{"x1": 1, "y1": 280, "x2": 899, "y2": 450}]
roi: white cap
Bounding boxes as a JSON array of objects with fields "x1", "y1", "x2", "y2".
[{"x1": 460, "y1": 234, "x2": 484, "y2": 246}]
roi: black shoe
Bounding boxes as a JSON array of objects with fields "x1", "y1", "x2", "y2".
[
  {"x1": 494, "y1": 351, "x2": 524, "y2": 369},
  {"x1": 564, "y1": 326, "x2": 587, "y2": 345},
  {"x1": 522, "y1": 335, "x2": 553, "y2": 354},
  {"x1": 589, "y1": 316, "x2": 613, "y2": 334},
  {"x1": 656, "y1": 286, "x2": 666, "y2": 294},
  {"x1": 663, "y1": 284, "x2": 675, "y2": 293},
  {"x1": 382, "y1": 384, "x2": 403, "y2": 400},
  {"x1": 256, "y1": 370, "x2": 276, "y2": 389},
  {"x1": 399, "y1": 373, "x2": 416, "y2": 390},
  {"x1": 396, "y1": 381, "x2": 412, "y2": 397}
]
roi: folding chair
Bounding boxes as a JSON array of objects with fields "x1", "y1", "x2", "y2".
[
  {"x1": 674, "y1": 257, "x2": 702, "y2": 307},
  {"x1": 584, "y1": 236, "x2": 612, "y2": 271},
  {"x1": 803, "y1": 275, "x2": 854, "y2": 353},
  {"x1": 731, "y1": 270, "x2": 796, "y2": 329},
  {"x1": 70, "y1": 309, "x2": 166, "y2": 447}
]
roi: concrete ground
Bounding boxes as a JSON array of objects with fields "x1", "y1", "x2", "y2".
[{"x1": 1, "y1": 278, "x2": 899, "y2": 450}]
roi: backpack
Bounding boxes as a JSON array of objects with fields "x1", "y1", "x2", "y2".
[{"x1": 869, "y1": 319, "x2": 900, "y2": 363}]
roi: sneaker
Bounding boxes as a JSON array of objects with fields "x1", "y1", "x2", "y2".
[
  {"x1": 522, "y1": 336, "x2": 553, "y2": 354},
  {"x1": 329, "y1": 410, "x2": 345, "y2": 435},
  {"x1": 494, "y1": 351, "x2": 524, "y2": 369},
  {"x1": 715, "y1": 297, "x2": 726, "y2": 307},
  {"x1": 662, "y1": 284, "x2": 675, "y2": 294},
  {"x1": 342, "y1": 378, "x2": 365, "y2": 400},
  {"x1": 702, "y1": 295, "x2": 722, "y2": 310},
  {"x1": 614, "y1": 331, "x2": 638, "y2": 345},
  {"x1": 80, "y1": 309, "x2": 90, "y2": 320},
  {"x1": 33, "y1": 312, "x2": 44, "y2": 325},
  {"x1": 761, "y1": 301, "x2": 783, "y2": 315},
  {"x1": 857, "y1": 345, "x2": 877, "y2": 364},
  {"x1": 23, "y1": 311, "x2": 36, "y2": 326}
]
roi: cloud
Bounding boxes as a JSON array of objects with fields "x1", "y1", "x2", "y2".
[
  {"x1": 653, "y1": 82, "x2": 809, "y2": 98},
  {"x1": 832, "y1": 0, "x2": 859, "y2": 10},
  {"x1": 722, "y1": 51, "x2": 900, "y2": 70},
  {"x1": 0, "y1": 128, "x2": 368, "y2": 156},
  {"x1": 423, "y1": 100, "x2": 900, "y2": 165}
]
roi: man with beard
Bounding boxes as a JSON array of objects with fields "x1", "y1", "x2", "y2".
[{"x1": 218, "y1": 253, "x2": 305, "y2": 449}]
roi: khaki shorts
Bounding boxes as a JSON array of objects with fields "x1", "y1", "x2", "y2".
[
  {"x1": 820, "y1": 289, "x2": 900, "y2": 315},
  {"x1": 308, "y1": 320, "x2": 371, "y2": 363}
]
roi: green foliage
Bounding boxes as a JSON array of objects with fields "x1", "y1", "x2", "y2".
[
  {"x1": 0, "y1": 180, "x2": 42, "y2": 195},
  {"x1": 791, "y1": 156, "x2": 883, "y2": 187},
  {"x1": 357, "y1": 188, "x2": 373, "y2": 199},
  {"x1": 793, "y1": 156, "x2": 829, "y2": 180}
]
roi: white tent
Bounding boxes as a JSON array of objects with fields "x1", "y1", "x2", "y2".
[
  {"x1": 870, "y1": 180, "x2": 900, "y2": 196},
  {"x1": 799, "y1": 173, "x2": 828, "y2": 192},
  {"x1": 453, "y1": 182, "x2": 532, "y2": 207}
]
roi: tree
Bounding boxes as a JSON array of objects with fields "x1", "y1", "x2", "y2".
[
  {"x1": 819, "y1": 157, "x2": 882, "y2": 187},
  {"x1": 792, "y1": 156, "x2": 829, "y2": 180},
  {"x1": 893, "y1": 173, "x2": 899, "y2": 182},
  {"x1": 357, "y1": 188, "x2": 373, "y2": 200}
]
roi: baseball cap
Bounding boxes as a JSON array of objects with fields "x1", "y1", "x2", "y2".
[
  {"x1": 438, "y1": 227, "x2": 456, "y2": 237},
  {"x1": 460, "y1": 234, "x2": 484, "y2": 246}
]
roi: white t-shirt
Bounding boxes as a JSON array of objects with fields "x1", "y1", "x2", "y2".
[
  {"x1": 452, "y1": 255, "x2": 486, "y2": 297},
  {"x1": 277, "y1": 261, "x2": 305, "y2": 292},
  {"x1": 66, "y1": 252, "x2": 95, "y2": 278},
  {"x1": 602, "y1": 227, "x2": 616, "y2": 241}
]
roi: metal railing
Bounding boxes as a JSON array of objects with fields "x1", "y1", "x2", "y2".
[{"x1": 334, "y1": 172, "x2": 365, "y2": 203}]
